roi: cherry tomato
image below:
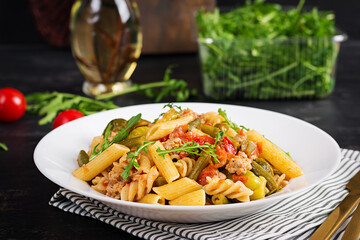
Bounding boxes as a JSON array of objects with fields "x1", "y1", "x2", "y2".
[
  {"x1": 0, "y1": 87, "x2": 27, "y2": 122},
  {"x1": 52, "y1": 109, "x2": 84, "y2": 129}
]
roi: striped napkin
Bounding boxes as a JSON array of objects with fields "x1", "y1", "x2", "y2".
[{"x1": 50, "y1": 149, "x2": 360, "y2": 240}]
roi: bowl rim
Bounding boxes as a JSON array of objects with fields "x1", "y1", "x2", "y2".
[{"x1": 34, "y1": 102, "x2": 341, "y2": 212}]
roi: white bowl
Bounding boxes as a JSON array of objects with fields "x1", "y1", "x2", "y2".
[{"x1": 34, "y1": 103, "x2": 340, "y2": 223}]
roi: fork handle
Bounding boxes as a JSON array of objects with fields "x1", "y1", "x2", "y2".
[
  {"x1": 309, "y1": 193, "x2": 360, "y2": 240},
  {"x1": 341, "y1": 201, "x2": 360, "y2": 240}
]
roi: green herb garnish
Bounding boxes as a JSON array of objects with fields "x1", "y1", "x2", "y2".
[
  {"x1": 26, "y1": 92, "x2": 119, "y2": 125},
  {"x1": 196, "y1": 0, "x2": 338, "y2": 99},
  {"x1": 153, "y1": 103, "x2": 183, "y2": 123},
  {"x1": 97, "y1": 66, "x2": 195, "y2": 102},
  {"x1": 218, "y1": 108, "x2": 249, "y2": 131},
  {"x1": 163, "y1": 103, "x2": 182, "y2": 112},
  {"x1": 156, "y1": 131, "x2": 224, "y2": 164},
  {"x1": 90, "y1": 114, "x2": 141, "y2": 161},
  {"x1": 0, "y1": 142, "x2": 8, "y2": 151},
  {"x1": 122, "y1": 141, "x2": 155, "y2": 180}
]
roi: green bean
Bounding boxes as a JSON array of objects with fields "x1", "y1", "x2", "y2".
[
  {"x1": 223, "y1": 170, "x2": 233, "y2": 181},
  {"x1": 128, "y1": 126, "x2": 149, "y2": 139},
  {"x1": 188, "y1": 155, "x2": 210, "y2": 180},
  {"x1": 255, "y1": 158, "x2": 274, "y2": 176},
  {"x1": 214, "y1": 123, "x2": 229, "y2": 132},
  {"x1": 241, "y1": 139, "x2": 257, "y2": 156},
  {"x1": 201, "y1": 124, "x2": 239, "y2": 149},
  {"x1": 251, "y1": 161, "x2": 279, "y2": 193},
  {"x1": 273, "y1": 168, "x2": 283, "y2": 175},
  {"x1": 211, "y1": 194, "x2": 230, "y2": 204},
  {"x1": 154, "y1": 176, "x2": 167, "y2": 187},
  {"x1": 77, "y1": 150, "x2": 89, "y2": 167},
  {"x1": 200, "y1": 124, "x2": 219, "y2": 138},
  {"x1": 120, "y1": 136, "x2": 144, "y2": 148},
  {"x1": 188, "y1": 118, "x2": 201, "y2": 129}
]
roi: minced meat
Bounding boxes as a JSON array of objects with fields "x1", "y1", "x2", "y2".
[{"x1": 225, "y1": 151, "x2": 252, "y2": 175}]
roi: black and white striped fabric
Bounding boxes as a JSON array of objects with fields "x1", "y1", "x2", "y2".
[{"x1": 49, "y1": 149, "x2": 360, "y2": 240}]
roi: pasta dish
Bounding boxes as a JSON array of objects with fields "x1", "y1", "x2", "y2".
[{"x1": 73, "y1": 104, "x2": 303, "y2": 206}]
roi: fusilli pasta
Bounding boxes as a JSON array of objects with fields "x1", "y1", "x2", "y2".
[
  {"x1": 203, "y1": 176, "x2": 253, "y2": 202},
  {"x1": 174, "y1": 157, "x2": 196, "y2": 177}
]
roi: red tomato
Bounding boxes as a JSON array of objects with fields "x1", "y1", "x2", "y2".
[
  {"x1": 0, "y1": 87, "x2": 27, "y2": 122},
  {"x1": 52, "y1": 109, "x2": 84, "y2": 129},
  {"x1": 172, "y1": 124, "x2": 189, "y2": 138},
  {"x1": 159, "y1": 134, "x2": 170, "y2": 142},
  {"x1": 214, "y1": 145, "x2": 234, "y2": 167},
  {"x1": 223, "y1": 136, "x2": 236, "y2": 155},
  {"x1": 198, "y1": 165, "x2": 218, "y2": 185},
  {"x1": 237, "y1": 128, "x2": 245, "y2": 136},
  {"x1": 179, "y1": 152, "x2": 189, "y2": 159},
  {"x1": 233, "y1": 174, "x2": 248, "y2": 184}
]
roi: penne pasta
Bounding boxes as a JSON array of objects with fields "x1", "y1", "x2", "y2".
[
  {"x1": 135, "y1": 154, "x2": 153, "y2": 173},
  {"x1": 73, "y1": 144, "x2": 130, "y2": 181},
  {"x1": 153, "y1": 177, "x2": 202, "y2": 200},
  {"x1": 146, "y1": 114, "x2": 195, "y2": 141},
  {"x1": 169, "y1": 189, "x2": 206, "y2": 206},
  {"x1": 76, "y1": 107, "x2": 303, "y2": 205},
  {"x1": 87, "y1": 135, "x2": 104, "y2": 155},
  {"x1": 147, "y1": 141, "x2": 179, "y2": 183},
  {"x1": 138, "y1": 193, "x2": 165, "y2": 205},
  {"x1": 246, "y1": 130, "x2": 303, "y2": 178}
]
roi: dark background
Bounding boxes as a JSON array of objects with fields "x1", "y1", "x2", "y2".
[
  {"x1": 0, "y1": 0, "x2": 359, "y2": 45},
  {"x1": 1, "y1": 1, "x2": 360, "y2": 240}
]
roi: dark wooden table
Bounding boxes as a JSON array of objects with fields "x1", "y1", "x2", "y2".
[{"x1": 0, "y1": 41, "x2": 359, "y2": 239}]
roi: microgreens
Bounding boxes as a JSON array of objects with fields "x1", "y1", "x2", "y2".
[
  {"x1": 89, "y1": 114, "x2": 141, "y2": 161},
  {"x1": 196, "y1": 0, "x2": 337, "y2": 99},
  {"x1": 218, "y1": 108, "x2": 249, "y2": 132},
  {"x1": 156, "y1": 131, "x2": 224, "y2": 164},
  {"x1": 122, "y1": 141, "x2": 155, "y2": 179}
]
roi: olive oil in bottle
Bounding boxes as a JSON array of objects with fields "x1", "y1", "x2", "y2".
[{"x1": 70, "y1": 0, "x2": 142, "y2": 96}]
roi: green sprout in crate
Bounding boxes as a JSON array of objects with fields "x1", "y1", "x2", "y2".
[{"x1": 196, "y1": 0, "x2": 344, "y2": 99}]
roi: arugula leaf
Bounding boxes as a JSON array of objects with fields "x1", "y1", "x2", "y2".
[
  {"x1": 218, "y1": 108, "x2": 249, "y2": 131},
  {"x1": 89, "y1": 114, "x2": 142, "y2": 161},
  {"x1": 156, "y1": 131, "x2": 224, "y2": 164},
  {"x1": 122, "y1": 141, "x2": 155, "y2": 179},
  {"x1": 162, "y1": 103, "x2": 182, "y2": 111},
  {"x1": 27, "y1": 66, "x2": 195, "y2": 126},
  {"x1": 27, "y1": 92, "x2": 119, "y2": 125},
  {"x1": 97, "y1": 66, "x2": 196, "y2": 102},
  {"x1": 0, "y1": 142, "x2": 8, "y2": 151}
]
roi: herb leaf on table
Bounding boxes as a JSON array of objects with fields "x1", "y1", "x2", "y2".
[
  {"x1": 0, "y1": 142, "x2": 8, "y2": 151},
  {"x1": 96, "y1": 65, "x2": 196, "y2": 102},
  {"x1": 26, "y1": 92, "x2": 119, "y2": 125}
]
